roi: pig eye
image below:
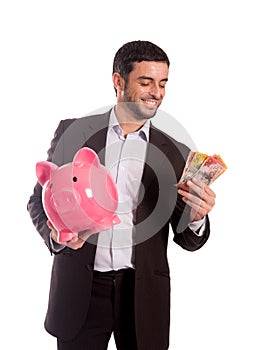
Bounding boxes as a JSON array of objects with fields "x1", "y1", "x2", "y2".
[
  {"x1": 73, "y1": 176, "x2": 78, "y2": 182},
  {"x1": 50, "y1": 183, "x2": 53, "y2": 189}
]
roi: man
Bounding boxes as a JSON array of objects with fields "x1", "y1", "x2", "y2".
[{"x1": 27, "y1": 40, "x2": 216, "y2": 350}]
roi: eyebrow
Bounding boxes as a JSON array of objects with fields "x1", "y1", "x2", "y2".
[{"x1": 138, "y1": 76, "x2": 168, "y2": 83}]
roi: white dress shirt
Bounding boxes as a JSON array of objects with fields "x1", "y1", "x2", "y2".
[{"x1": 94, "y1": 110, "x2": 149, "y2": 271}]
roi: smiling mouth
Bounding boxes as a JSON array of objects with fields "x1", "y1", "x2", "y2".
[{"x1": 140, "y1": 98, "x2": 158, "y2": 107}]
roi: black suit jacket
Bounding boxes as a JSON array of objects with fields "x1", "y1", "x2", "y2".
[{"x1": 27, "y1": 110, "x2": 210, "y2": 350}]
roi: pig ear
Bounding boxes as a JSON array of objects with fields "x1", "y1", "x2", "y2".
[
  {"x1": 36, "y1": 161, "x2": 58, "y2": 186},
  {"x1": 73, "y1": 147, "x2": 99, "y2": 167}
]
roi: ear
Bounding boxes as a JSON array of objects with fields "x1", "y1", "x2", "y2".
[
  {"x1": 36, "y1": 161, "x2": 58, "y2": 186},
  {"x1": 73, "y1": 147, "x2": 99, "y2": 167},
  {"x1": 112, "y1": 72, "x2": 125, "y2": 92}
]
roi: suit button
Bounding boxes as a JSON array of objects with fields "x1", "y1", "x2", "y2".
[{"x1": 86, "y1": 264, "x2": 93, "y2": 271}]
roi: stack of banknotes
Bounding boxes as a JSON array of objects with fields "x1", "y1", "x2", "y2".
[{"x1": 177, "y1": 151, "x2": 227, "y2": 188}]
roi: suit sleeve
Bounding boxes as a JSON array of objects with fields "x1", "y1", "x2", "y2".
[
  {"x1": 27, "y1": 120, "x2": 66, "y2": 253},
  {"x1": 170, "y1": 192, "x2": 210, "y2": 251}
]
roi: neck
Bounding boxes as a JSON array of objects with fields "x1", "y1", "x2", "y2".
[{"x1": 114, "y1": 104, "x2": 146, "y2": 137}]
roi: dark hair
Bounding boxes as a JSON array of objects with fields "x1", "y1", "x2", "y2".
[{"x1": 112, "y1": 40, "x2": 170, "y2": 82}]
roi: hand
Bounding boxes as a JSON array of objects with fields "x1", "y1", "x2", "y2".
[
  {"x1": 177, "y1": 178, "x2": 216, "y2": 222},
  {"x1": 47, "y1": 221, "x2": 91, "y2": 250}
]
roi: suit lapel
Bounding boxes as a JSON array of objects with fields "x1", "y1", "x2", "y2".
[
  {"x1": 82, "y1": 111, "x2": 111, "y2": 165},
  {"x1": 140, "y1": 124, "x2": 170, "y2": 190}
]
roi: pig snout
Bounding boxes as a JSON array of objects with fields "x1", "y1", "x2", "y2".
[{"x1": 51, "y1": 190, "x2": 81, "y2": 214}]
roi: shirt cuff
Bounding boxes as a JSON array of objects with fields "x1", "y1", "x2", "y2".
[
  {"x1": 188, "y1": 217, "x2": 206, "y2": 236},
  {"x1": 49, "y1": 234, "x2": 66, "y2": 253}
]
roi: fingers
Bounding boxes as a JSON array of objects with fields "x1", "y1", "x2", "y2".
[
  {"x1": 47, "y1": 220, "x2": 90, "y2": 250},
  {"x1": 47, "y1": 220, "x2": 54, "y2": 230},
  {"x1": 177, "y1": 178, "x2": 216, "y2": 221},
  {"x1": 182, "y1": 178, "x2": 216, "y2": 205},
  {"x1": 47, "y1": 220, "x2": 60, "y2": 243},
  {"x1": 66, "y1": 236, "x2": 86, "y2": 250},
  {"x1": 189, "y1": 177, "x2": 216, "y2": 198}
]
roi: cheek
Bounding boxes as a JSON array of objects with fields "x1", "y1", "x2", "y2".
[
  {"x1": 130, "y1": 86, "x2": 146, "y2": 99},
  {"x1": 139, "y1": 87, "x2": 148, "y2": 94}
]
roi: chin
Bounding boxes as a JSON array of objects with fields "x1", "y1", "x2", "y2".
[
  {"x1": 139, "y1": 105, "x2": 158, "y2": 119},
  {"x1": 122, "y1": 101, "x2": 158, "y2": 120}
]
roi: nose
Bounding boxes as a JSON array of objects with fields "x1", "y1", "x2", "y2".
[{"x1": 149, "y1": 83, "x2": 162, "y2": 100}]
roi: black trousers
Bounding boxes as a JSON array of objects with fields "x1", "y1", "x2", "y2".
[{"x1": 57, "y1": 268, "x2": 138, "y2": 350}]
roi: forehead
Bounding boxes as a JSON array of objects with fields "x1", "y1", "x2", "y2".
[{"x1": 130, "y1": 61, "x2": 169, "y2": 80}]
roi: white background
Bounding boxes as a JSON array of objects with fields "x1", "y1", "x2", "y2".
[{"x1": 1, "y1": 0, "x2": 254, "y2": 349}]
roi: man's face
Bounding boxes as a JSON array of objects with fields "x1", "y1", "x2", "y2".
[{"x1": 121, "y1": 61, "x2": 169, "y2": 120}]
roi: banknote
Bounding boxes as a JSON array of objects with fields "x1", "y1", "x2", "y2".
[
  {"x1": 179, "y1": 151, "x2": 208, "y2": 183},
  {"x1": 177, "y1": 151, "x2": 227, "y2": 187}
]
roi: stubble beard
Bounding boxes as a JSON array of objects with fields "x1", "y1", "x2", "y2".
[{"x1": 122, "y1": 91, "x2": 159, "y2": 121}]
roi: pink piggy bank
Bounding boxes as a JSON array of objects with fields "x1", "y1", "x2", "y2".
[{"x1": 36, "y1": 147, "x2": 120, "y2": 243}]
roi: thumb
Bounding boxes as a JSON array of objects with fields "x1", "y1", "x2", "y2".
[{"x1": 69, "y1": 235, "x2": 80, "y2": 243}]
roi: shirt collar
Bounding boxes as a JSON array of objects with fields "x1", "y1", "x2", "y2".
[{"x1": 109, "y1": 107, "x2": 150, "y2": 141}]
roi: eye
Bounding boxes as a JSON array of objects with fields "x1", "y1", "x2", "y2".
[
  {"x1": 140, "y1": 83, "x2": 149, "y2": 87},
  {"x1": 50, "y1": 183, "x2": 53, "y2": 189},
  {"x1": 73, "y1": 176, "x2": 78, "y2": 182}
]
